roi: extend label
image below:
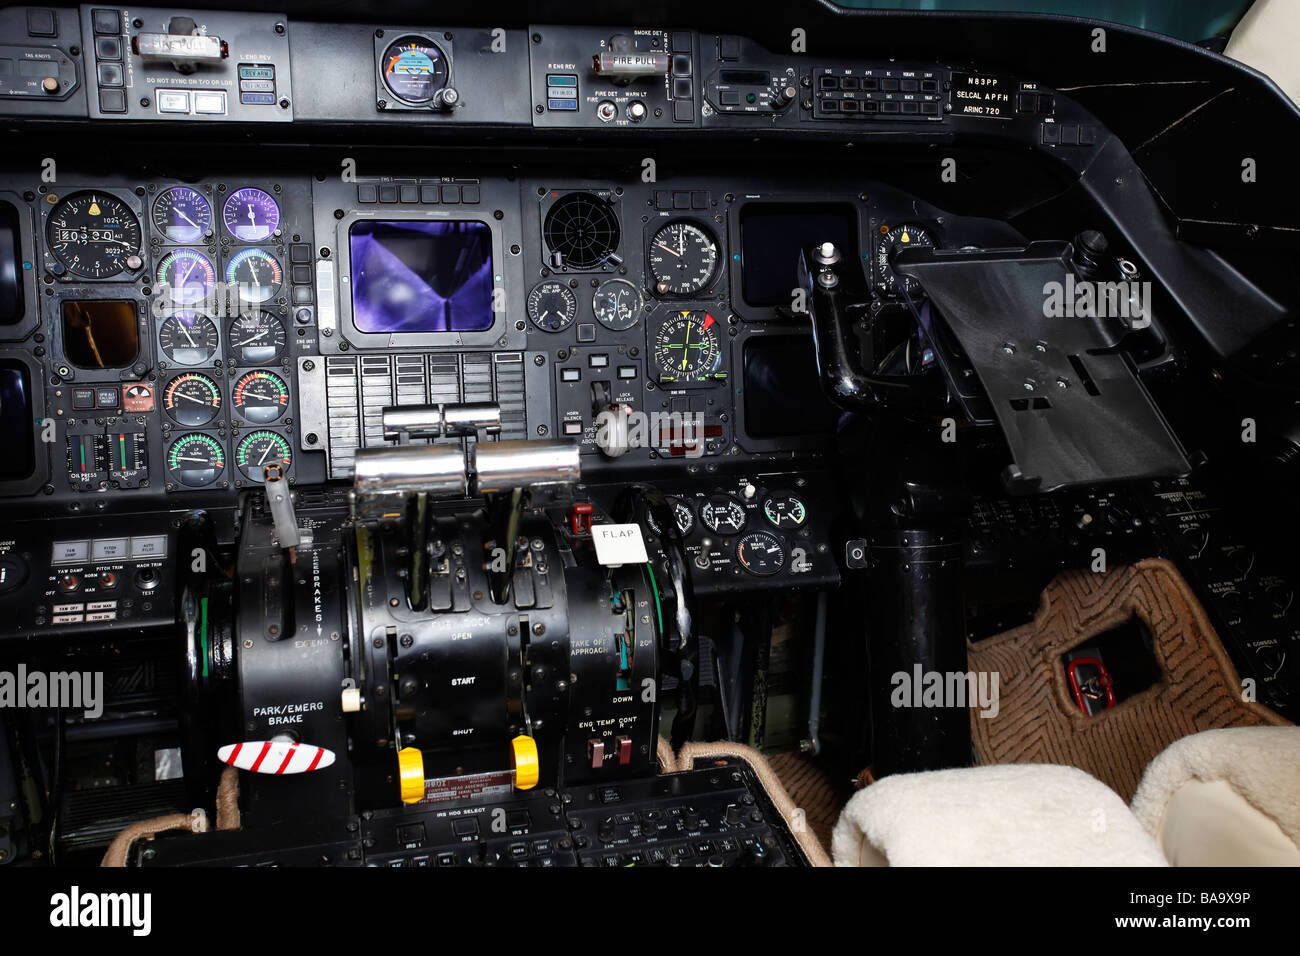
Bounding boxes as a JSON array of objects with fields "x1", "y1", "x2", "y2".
[{"x1": 950, "y1": 72, "x2": 1014, "y2": 119}]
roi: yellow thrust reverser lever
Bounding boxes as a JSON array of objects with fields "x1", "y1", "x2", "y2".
[
  {"x1": 397, "y1": 747, "x2": 425, "y2": 804},
  {"x1": 512, "y1": 735, "x2": 539, "y2": 790}
]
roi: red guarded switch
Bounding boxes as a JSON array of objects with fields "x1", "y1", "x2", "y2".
[
  {"x1": 616, "y1": 735, "x2": 633, "y2": 766},
  {"x1": 570, "y1": 503, "x2": 594, "y2": 536}
]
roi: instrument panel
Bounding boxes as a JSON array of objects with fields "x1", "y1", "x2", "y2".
[
  {"x1": 0, "y1": 166, "x2": 1027, "y2": 503},
  {"x1": 10, "y1": 176, "x2": 314, "y2": 499}
]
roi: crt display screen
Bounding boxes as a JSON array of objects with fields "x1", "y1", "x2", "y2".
[
  {"x1": 60, "y1": 300, "x2": 139, "y2": 369},
  {"x1": 349, "y1": 220, "x2": 494, "y2": 333},
  {"x1": 742, "y1": 335, "x2": 841, "y2": 439},
  {"x1": 739, "y1": 203, "x2": 857, "y2": 308},
  {"x1": 0, "y1": 360, "x2": 34, "y2": 481}
]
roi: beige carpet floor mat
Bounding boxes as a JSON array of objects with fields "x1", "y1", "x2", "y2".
[{"x1": 967, "y1": 557, "x2": 1288, "y2": 802}]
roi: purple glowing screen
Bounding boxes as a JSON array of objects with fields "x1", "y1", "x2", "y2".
[{"x1": 349, "y1": 220, "x2": 494, "y2": 333}]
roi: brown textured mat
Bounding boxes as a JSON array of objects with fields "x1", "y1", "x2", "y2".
[
  {"x1": 766, "y1": 751, "x2": 845, "y2": 856},
  {"x1": 968, "y1": 558, "x2": 1288, "y2": 802}
]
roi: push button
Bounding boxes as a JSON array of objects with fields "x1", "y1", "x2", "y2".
[
  {"x1": 97, "y1": 62, "x2": 124, "y2": 88},
  {"x1": 52, "y1": 540, "x2": 90, "y2": 564},
  {"x1": 99, "y1": 89, "x2": 127, "y2": 113},
  {"x1": 95, "y1": 36, "x2": 122, "y2": 60},
  {"x1": 27, "y1": 9, "x2": 57, "y2": 37},
  {"x1": 92, "y1": 8, "x2": 120, "y2": 35}
]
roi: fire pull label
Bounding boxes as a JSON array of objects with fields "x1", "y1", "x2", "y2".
[{"x1": 421, "y1": 770, "x2": 515, "y2": 804}]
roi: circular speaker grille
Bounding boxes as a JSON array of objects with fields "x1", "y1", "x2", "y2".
[{"x1": 543, "y1": 192, "x2": 620, "y2": 270}]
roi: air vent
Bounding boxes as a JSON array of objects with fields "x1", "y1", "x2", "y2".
[{"x1": 543, "y1": 191, "x2": 620, "y2": 270}]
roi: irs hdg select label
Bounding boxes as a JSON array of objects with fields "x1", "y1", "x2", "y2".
[{"x1": 951, "y1": 72, "x2": 1013, "y2": 118}]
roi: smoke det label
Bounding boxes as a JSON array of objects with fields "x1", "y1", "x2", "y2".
[{"x1": 592, "y1": 523, "x2": 649, "y2": 567}]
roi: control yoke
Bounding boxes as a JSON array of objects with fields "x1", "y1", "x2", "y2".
[
  {"x1": 799, "y1": 239, "x2": 1191, "y2": 493},
  {"x1": 797, "y1": 240, "x2": 948, "y2": 418}
]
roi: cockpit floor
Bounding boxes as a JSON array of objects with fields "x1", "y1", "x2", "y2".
[{"x1": 967, "y1": 558, "x2": 1289, "y2": 801}]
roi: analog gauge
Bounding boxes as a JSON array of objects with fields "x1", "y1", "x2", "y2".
[
  {"x1": 645, "y1": 497, "x2": 696, "y2": 537},
  {"x1": 653, "y1": 311, "x2": 723, "y2": 385},
  {"x1": 875, "y1": 224, "x2": 935, "y2": 295},
  {"x1": 227, "y1": 312, "x2": 286, "y2": 365},
  {"x1": 222, "y1": 187, "x2": 280, "y2": 243},
  {"x1": 236, "y1": 430, "x2": 292, "y2": 482},
  {"x1": 166, "y1": 433, "x2": 225, "y2": 488},
  {"x1": 526, "y1": 280, "x2": 577, "y2": 333},
  {"x1": 226, "y1": 248, "x2": 282, "y2": 303},
  {"x1": 152, "y1": 186, "x2": 212, "y2": 243},
  {"x1": 158, "y1": 311, "x2": 219, "y2": 366},
  {"x1": 156, "y1": 248, "x2": 217, "y2": 305},
  {"x1": 700, "y1": 494, "x2": 747, "y2": 535},
  {"x1": 648, "y1": 221, "x2": 720, "y2": 297},
  {"x1": 232, "y1": 369, "x2": 290, "y2": 424},
  {"x1": 763, "y1": 493, "x2": 808, "y2": 530},
  {"x1": 46, "y1": 191, "x2": 142, "y2": 278},
  {"x1": 592, "y1": 278, "x2": 642, "y2": 331},
  {"x1": 164, "y1": 372, "x2": 222, "y2": 427},
  {"x1": 380, "y1": 36, "x2": 449, "y2": 105},
  {"x1": 736, "y1": 530, "x2": 786, "y2": 576}
]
